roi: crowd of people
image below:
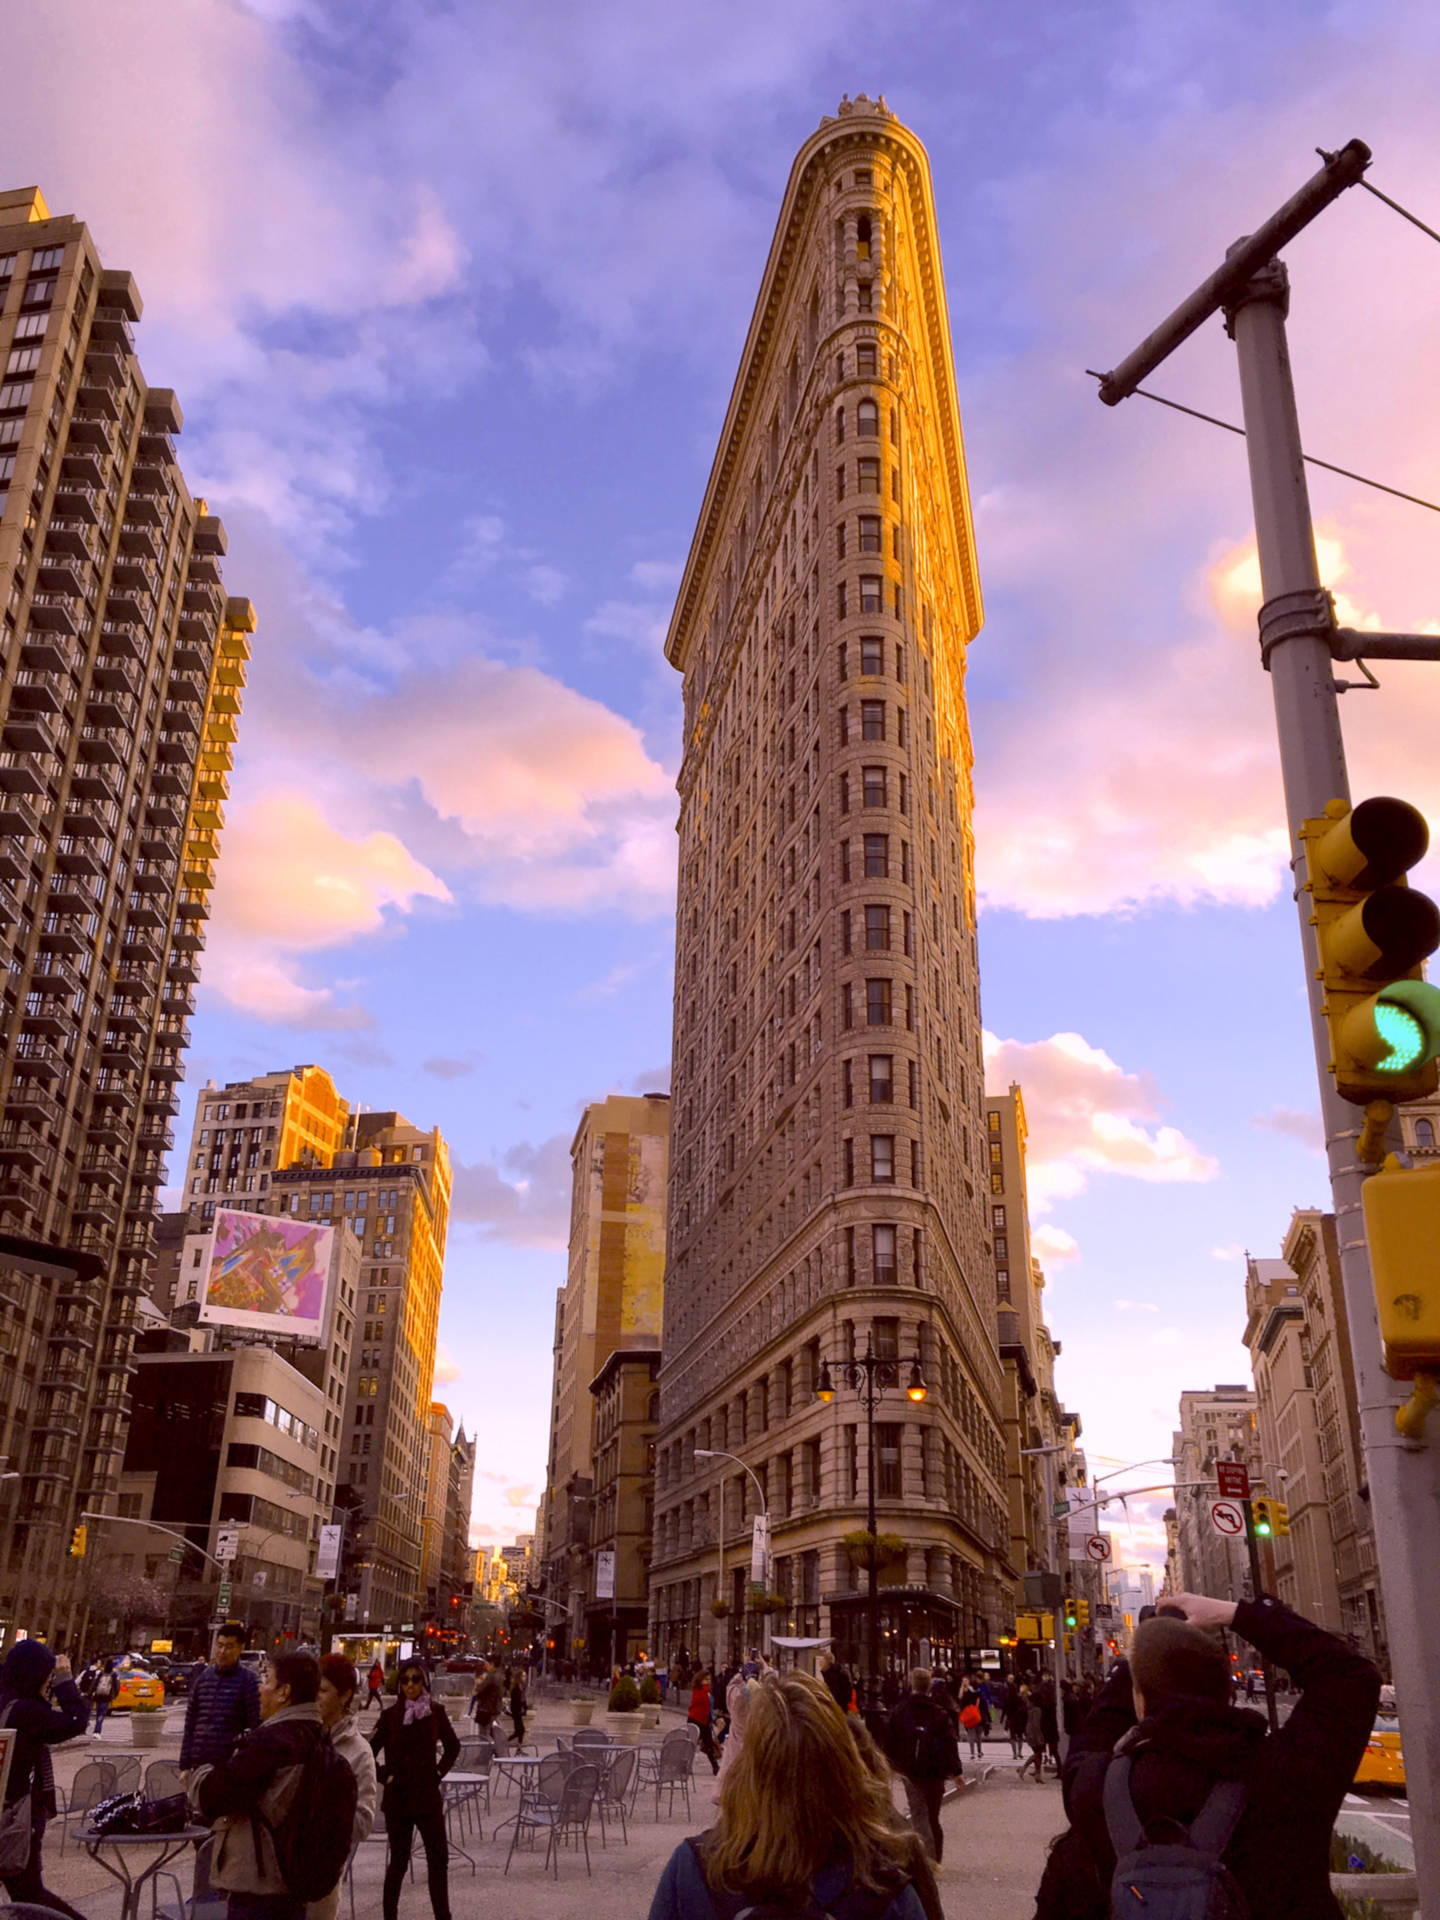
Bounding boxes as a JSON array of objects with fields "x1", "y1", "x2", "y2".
[{"x1": 0, "y1": 1589, "x2": 1384, "y2": 1920}]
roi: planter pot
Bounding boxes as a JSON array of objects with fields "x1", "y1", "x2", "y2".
[
  {"x1": 605, "y1": 1710, "x2": 643, "y2": 1746},
  {"x1": 569, "y1": 1700, "x2": 595, "y2": 1727},
  {"x1": 640, "y1": 1704, "x2": 662, "y2": 1728},
  {"x1": 131, "y1": 1712, "x2": 166, "y2": 1748},
  {"x1": 1329, "y1": 1873, "x2": 1417, "y2": 1917}
]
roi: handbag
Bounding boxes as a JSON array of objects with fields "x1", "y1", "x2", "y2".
[
  {"x1": 0, "y1": 1704, "x2": 33, "y2": 1872},
  {"x1": 959, "y1": 1703, "x2": 982, "y2": 1729}
]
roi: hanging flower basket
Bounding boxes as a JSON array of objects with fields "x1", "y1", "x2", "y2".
[
  {"x1": 843, "y1": 1529, "x2": 908, "y2": 1573},
  {"x1": 746, "y1": 1585, "x2": 788, "y2": 1615},
  {"x1": 710, "y1": 1599, "x2": 732, "y2": 1618}
]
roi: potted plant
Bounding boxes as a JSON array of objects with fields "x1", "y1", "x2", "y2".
[
  {"x1": 130, "y1": 1697, "x2": 166, "y2": 1749},
  {"x1": 843, "y1": 1529, "x2": 908, "y2": 1581},
  {"x1": 569, "y1": 1696, "x2": 595, "y2": 1726},
  {"x1": 709, "y1": 1599, "x2": 731, "y2": 1618},
  {"x1": 638, "y1": 1672, "x2": 663, "y2": 1727},
  {"x1": 605, "y1": 1673, "x2": 643, "y2": 1745}
]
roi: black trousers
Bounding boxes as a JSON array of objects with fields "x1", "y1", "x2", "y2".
[
  {"x1": 383, "y1": 1809, "x2": 450, "y2": 1920},
  {"x1": 2, "y1": 1819, "x2": 88, "y2": 1920},
  {"x1": 695, "y1": 1722, "x2": 719, "y2": 1773}
]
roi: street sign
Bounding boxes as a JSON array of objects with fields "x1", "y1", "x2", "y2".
[
  {"x1": 216, "y1": 1528, "x2": 240, "y2": 1566},
  {"x1": 168, "y1": 1544, "x2": 184, "y2": 1564},
  {"x1": 1053, "y1": 1498, "x2": 1071, "y2": 1517},
  {"x1": 1216, "y1": 1463, "x2": 1250, "y2": 1500},
  {"x1": 1086, "y1": 1534, "x2": 1113, "y2": 1562},
  {"x1": 316, "y1": 1524, "x2": 343, "y2": 1582},
  {"x1": 217, "y1": 1582, "x2": 232, "y2": 1610},
  {"x1": 750, "y1": 1513, "x2": 770, "y2": 1585},
  {"x1": 1210, "y1": 1499, "x2": 1245, "y2": 1538},
  {"x1": 595, "y1": 1549, "x2": 616, "y2": 1601}
]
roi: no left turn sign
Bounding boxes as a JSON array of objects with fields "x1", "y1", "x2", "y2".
[
  {"x1": 1085, "y1": 1534, "x2": 1112, "y2": 1562},
  {"x1": 1210, "y1": 1499, "x2": 1245, "y2": 1537}
]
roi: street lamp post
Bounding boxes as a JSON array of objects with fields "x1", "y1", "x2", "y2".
[
  {"x1": 694, "y1": 1447, "x2": 771, "y2": 1656},
  {"x1": 816, "y1": 1334, "x2": 927, "y2": 1717}
]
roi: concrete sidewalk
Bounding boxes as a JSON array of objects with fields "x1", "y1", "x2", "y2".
[{"x1": 38, "y1": 1706, "x2": 1056, "y2": 1920}]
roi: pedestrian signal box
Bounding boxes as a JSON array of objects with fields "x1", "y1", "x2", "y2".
[
  {"x1": 1076, "y1": 1600, "x2": 1091, "y2": 1627},
  {"x1": 1272, "y1": 1502, "x2": 1291, "y2": 1537},
  {"x1": 1361, "y1": 1154, "x2": 1440, "y2": 1378},
  {"x1": 1301, "y1": 798, "x2": 1440, "y2": 1104}
]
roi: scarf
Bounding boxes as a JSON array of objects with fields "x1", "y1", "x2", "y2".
[{"x1": 403, "y1": 1693, "x2": 433, "y2": 1727}]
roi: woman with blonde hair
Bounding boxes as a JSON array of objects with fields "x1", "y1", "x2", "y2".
[{"x1": 648, "y1": 1671, "x2": 926, "y2": 1920}]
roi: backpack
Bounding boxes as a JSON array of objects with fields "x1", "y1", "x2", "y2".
[
  {"x1": 253, "y1": 1724, "x2": 357, "y2": 1902},
  {"x1": 1103, "y1": 1755, "x2": 1248, "y2": 1920},
  {"x1": 911, "y1": 1709, "x2": 958, "y2": 1781}
]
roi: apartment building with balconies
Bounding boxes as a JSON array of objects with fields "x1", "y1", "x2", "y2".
[{"x1": 0, "y1": 186, "x2": 252, "y2": 1646}]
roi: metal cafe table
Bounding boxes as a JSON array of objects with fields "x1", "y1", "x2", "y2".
[{"x1": 80, "y1": 1824, "x2": 212, "y2": 1920}]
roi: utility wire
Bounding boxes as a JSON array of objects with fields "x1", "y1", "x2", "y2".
[{"x1": 1083, "y1": 372, "x2": 1440, "y2": 515}]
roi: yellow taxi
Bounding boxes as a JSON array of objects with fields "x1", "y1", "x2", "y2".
[
  {"x1": 1353, "y1": 1712, "x2": 1404, "y2": 1789},
  {"x1": 113, "y1": 1658, "x2": 166, "y2": 1711}
]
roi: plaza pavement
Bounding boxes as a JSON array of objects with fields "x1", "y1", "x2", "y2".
[{"x1": 38, "y1": 1692, "x2": 1062, "y2": 1920}]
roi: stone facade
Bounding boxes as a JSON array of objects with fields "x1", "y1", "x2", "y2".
[
  {"x1": 1170, "y1": 1384, "x2": 1260, "y2": 1602},
  {"x1": 650, "y1": 97, "x2": 1009, "y2": 1681}
]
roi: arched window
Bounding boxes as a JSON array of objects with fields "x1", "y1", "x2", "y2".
[
  {"x1": 857, "y1": 214, "x2": 872, "y2": 261},
  {"x1": 1416, "y1": 1119, "x2": 1435, "y2": 1148},
  {"x1": 647, "y1": 1388, "x2": 661, "y2": 1423},
  {"x1": 857, "y1": 398, "x2": 879, "y2": 437}
]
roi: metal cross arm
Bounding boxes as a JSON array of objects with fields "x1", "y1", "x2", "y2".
[{"x1": 1094, "y1": 139, "x2": 1371, "y2": 406}]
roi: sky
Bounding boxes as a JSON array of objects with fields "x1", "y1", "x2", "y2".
[{"x1": 7, "y1": 0, "x2": 1440, "y2": 1575}]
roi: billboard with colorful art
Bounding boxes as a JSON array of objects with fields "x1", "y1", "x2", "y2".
[{"x1": 199, "y1": 1208, "x2": 335, "y2": 1341}]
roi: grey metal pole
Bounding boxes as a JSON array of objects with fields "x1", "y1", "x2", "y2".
[{"x1": 1228, "y1": 257, "x2": 1440, "y2": 1916}]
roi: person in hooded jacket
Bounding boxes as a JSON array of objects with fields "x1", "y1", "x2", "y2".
[
  {"x1": 883, "y1": 1669, "x2": 961, "y2": 1865},
  {"x1": 1033, "y1": 1590, "x2": 1379, "y2": 1920},
  {"x1": 0, "y1": 1640, "x2": 88, "y2": 1920},
  {"x1": 304, "y1": 1654, "x2": 377, "y2": 1920}
]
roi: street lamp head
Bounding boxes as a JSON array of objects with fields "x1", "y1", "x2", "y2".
[
  {"x1": 693, "y1": 1449, "x2": 718, "y2": 1460},
  {"x1": 906, "y1": 1360, "x2": 927, "y2": 1403},
  {"x1": 815, "y1": 1361, "x2": 836, "y2": 1404}
]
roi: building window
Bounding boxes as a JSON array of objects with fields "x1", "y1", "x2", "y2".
[
  {"x1": 992, "y1": 1205, "x2": 1006, "y2": 1228},
  {"x1": 987, "y1": 1110, "x2": 1001, "y2": 1133},
  {"x1": 856, "y1": 215, "x2": 872, "y2": 261},
  {"x1": 863, "y1": 833, "x2": 888, "y2": 877},
  {"x1": 871, "y1": 1135, "x2": 895, "y2": 1183},
  {"x1": 843, "y1": 1138, "x2": 854, "y2": 1186},
  {"x1": 997, "y1": 1269, "x2": 1011, "y2": 1300},
  {"x1": 845, "y1": 1228, "x2": 857, "y2": 1285},
  {"x1": 841, "y1": 909, "x2": 852, "y2": 955},
  {"x1": 859, "y1": 575, "x2": 883, "y2": 613},
  {"x1": 857, "y1": 342, "x2": 877, "y2": 375},
  {"x1": 840, "y1": 839, "x2": 851, "y2": 881},
  {"x1": 858, "y1": 514, "x2": 882, "y2": 554},
  {"x1": 843, "y1": 1058, "x2": 854, "y2": 1107},
  {"x1": 876, "y1": 1423, "x2": 901, "y2": 1498},
  {"x1": 1416, "y1": 1119, "x2": 1435, "y2": 1148},
  {"x1": 862, "y1": 765, "x2": 886, "y2": 807},
  {"x1": 857, "y1": 280, "x2": 873, "y2": 313},
  {"x1": 839, "y1": 773, "x2": 850, "y2": 814},
  {"x1": 858, "y1": 457, "x2": 880, "y2": 493},
  {"x1": 857, "y1": 398, "x2": 879, "y2": 437},
  {"x1": 866, "y1": 979, "x2": 891, "y2": 1026},
  {"x1": 865, "y1": 904, "x2": 890, "y2": 950},
  {"x1": 835, "y1": 405, "x2": 846, "y2": 443},
  {"x1": 837, "y1": 580, "x2": 848, "y2": 619},
  {"x1": 842, "y1": 983, "x2": 854, "y2": 1029},
  {"x1": 874, "y1": 1225, "x2": 897, "y2": 1286},
  {"x1": 861, "y1": 698, "x2": 885, "y2": 739},
  {"x1": 860, "y1": 635, "x2": 884, "y2": 674}
]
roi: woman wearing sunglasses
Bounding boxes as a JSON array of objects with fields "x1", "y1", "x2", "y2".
[{"x1": 370, "y1": 1662, "x2": 461, "y2": 1920}]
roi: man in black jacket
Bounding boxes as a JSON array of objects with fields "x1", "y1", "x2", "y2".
[
  {"x1": 884, "y1": 1669, "x2": 961, "y2": 1865},
  {"x1": 1034, "y1": 1590, "x2": 1379, "y2": 1920}
]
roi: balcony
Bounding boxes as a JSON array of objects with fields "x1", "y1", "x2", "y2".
[
  {"x1": 100, "y1": 1035, "x2": 145, "y2": 1075},
  {"x1": 0, "y1": 752, "x2": 45, "y2": 794},
  {"x1": 184, "y1": 582, "x2": 223, "y2": 620},
  {"x1": 50, "y1": 480, "x2": 100, "y2": 522},
  {"x1": 20, "y1": 632, "x2": 80, "y2": 674},
  {"x1": 0, "y1": 1170, "x2": 45, "y2": 1218},
  {"x1": 119, "y1": 929, "x2": 162, "y2": 967},
  {"x1": 130, "y1": 855, "x2": 174, "y2": 892},
  {"x1": 162, "y1": 698, "x2": 203, "y2": 736},
  {"x1": 67, "y1": 411, "x2": 117, "y2": 454},
  {"x1": 195, "y1": 767, "x2": 229, "y2": 803},
  {"x1": 76, "y1": 726, "x2": 126, "y2": 766},
  {"x1": 85, "y1": 1108, "x2": 126, "y2": 1148},
  {"x1": 148, "y1": 762, "x2": 189, "y2": 799},
  {"x1": 138, "y1": 427, "x2": 174, "y2": 465},
  {"x1": 92, "y1": 1070, "x2": 138, "y2": 1106},
  {"x1": 0, "y1": 1125, "x2": 48, "y2": 1170},
  {"x1": 63, "y1": 793, "x2": 121, "y2": 839},
  {"x1": 35, "y1": 556, "x2": 84, "y2": 597},
  {"x1": 53, "y1": 836, "x2": 105, "y2": 878},
  {"x1": 155, "y1": 731, "x2": 193, "y2": 766},
  {"x1": 154, "y1": 1016, "x2": 191, "y2": 1046},
  {"x1": 0, "y1": 838, "x2": 30, "y2": 887},
  {"x1": 176, "y1": 886, "x2": 210, "y2": 917},
  {"x1": 136, "y1": 1117, "x2": 175, "y2": 1151},
  {"x1": 105, "y1": 589, "x2": 146, "y2": 626},
  {"x1": 174, "y1": 622, "x2": 214, "y2": 662},
  {"x1": 60, "y1": 448, "x2": 106, "y2": 491},
  {"x1": 79, "y1": 1147, "x2": 126, "y2": 1185},
  {"x1": 30, "y1": 953, "x2": 85, "y2": 996},
  {"x1": 82, "y1": 344, "x2": 126, "y2": 388},
  {"x1": 123, "y1": 893, "x2": 164, "y2": 931},
  {"x1": 2, "y1": 709, "x2": 60, "y2": 755},
  {"x1": 110, "y1": 554, "x2": 157, "y2": 595},
  {"x1": 187, "y1": 553, "x2": 222, "y2": 587},
  {"x1": 128, "y1": 460, "x2": 166, "y2": 497},
  {"x1": 117, "y1": 521, "x2": 160, "y2": 563},
  {"x1": 0, "y1": 792, "x2": 41, "y2": 838},
  {"x1": 142, "y1": 1082, "x2": 180, "y2": 1116},
  {"x1": 12, "y1": 1039, "x2": 65, "y2": 1079},
  {"x1": 98, "y1": 621, "x2": 145, "y2": 662},
  {"x1": 43, "y1": 519, "x2": 96, "y2": 560},
  {"x1": 166, "y1": 951, "x2": 201, "y2": 986},
  {"x1": 92, "y1": 655, "x2": 142, "y2": 699},
  {"x1": 193, "y1": 517, "x2": 227, "y2": 557},
  {"x1": 72, "y1": 1190, "x2": 120, "y2": 1230},
  {"x1": 20, "y1": 1001, "x2": 69, "y2": 1039},
  {"x1": 0, "y1": 881, "x2": 19, "y2": 928},
  {"x1": 122, "y1": 491, "x2": 162, "y2": 527},
  {"x1": 69, "y1": 760, "x2": 124, "y2": 805},
  {"x1": 169, "y1": 919, "x2": 205, "y2": 954},
  {"x1": 200, "y1": 742, "x2": 234, "y2": 775},
  {"x1": 160, "y1": 978, "x2": 196, "y2": 1016},
  {"x1": 88, "y1": 309, "x2": 135, "y2": 352},
  {"x1": 149, "y1": 1047, "x2": 184, "y2": 1082}
]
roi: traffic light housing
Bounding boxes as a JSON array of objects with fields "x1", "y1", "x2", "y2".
[
  {"x1": 1361, "y1": 1155, "x2": 1440, "y2": 1379},
  {"x1": 1302, "y1": 798, "x2": 1440, "y2": 1104},
  {"x1": 69, "y1": 1524, "x2": 86, "y2": 1557},
  {"x1": 1064, "y1": 1597, "x2": 1077, "y2": 1629},
  {"x1": 1272, "y1": 1501, "x2": 1290, "y2": 1538},
  {"x1": 1251, "y1": 1498, "x2": 1273, "y2": 1539},
  {"x1": 1077, "y1": 1599, "x2": 1091, "y2": 1627}
]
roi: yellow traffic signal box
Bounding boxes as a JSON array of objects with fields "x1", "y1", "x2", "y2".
[
  {"x1": 1362, "y1": 1154, "x2": 1440, "y2": 1378},
  {"x1": 69, "y1": 1524, "x2": 87, "y2": 1557},
  {"x1": 1251, "y1": 1498, "x2": 1274, "y2": 1538}
]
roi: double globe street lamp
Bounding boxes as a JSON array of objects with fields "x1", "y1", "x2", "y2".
[{"x1": 816, "y1": 1333, "x2": 926, "y2": 1715}]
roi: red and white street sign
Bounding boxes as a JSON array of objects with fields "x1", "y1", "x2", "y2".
[
  {"x1": 1216, "y1": 1463, "x2": 1250, "y2": 1500},
  {"x1": 1210, "y1": 1499, "x2": 1245, "y2": 1537},
  {"x1": 1086, "y1": 1534, "x2": 1112, "y2": 1562}
]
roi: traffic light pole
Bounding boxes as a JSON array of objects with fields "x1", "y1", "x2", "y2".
[
  {"x1": 1098, "y1": 143, "x2": 1440, "y2": 1916},
  {"x1": 1240, "y1": 1499, "x2": 1280, "y2": 1734}
]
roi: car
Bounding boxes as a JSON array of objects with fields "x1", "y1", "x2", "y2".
[
  {"x1": 1353, "y1": 1712, "x2": 1404, "y2": 1789},
  {"x1": 162, "y1": 1660, "x2": 204, "y2": 1696},
  {"x1": 112, "y1": 1658, "x2": 165, "y2": 1711},
  {"x1": 239, "y1": 1650, "x2": 266, "y2": 1674}
]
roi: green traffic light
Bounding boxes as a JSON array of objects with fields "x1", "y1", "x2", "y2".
[
  {"x1": 1255, "y1": 1519, "x2": 1271, "y2": 1536},
  {"x1": 1375, "y1": 1001, "x2": 1426, "y2": 1071}
]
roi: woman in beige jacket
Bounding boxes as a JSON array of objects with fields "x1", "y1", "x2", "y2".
[{"x1": 305, "y1": 1655, "x2": 378, "y2": 1920}]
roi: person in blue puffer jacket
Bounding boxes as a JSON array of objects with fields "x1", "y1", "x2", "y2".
[{"x1": 180, "y1": 1621, "x2": 260, "y2": 1772}]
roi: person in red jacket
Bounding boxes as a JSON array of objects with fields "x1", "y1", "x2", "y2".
[
  {"x1": 1033, "y1": 1590, "x2": 1378, "y2": 1920},
  {"x1": 687, "y1": 1669, "x2": 719, "y2": 1774}
]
